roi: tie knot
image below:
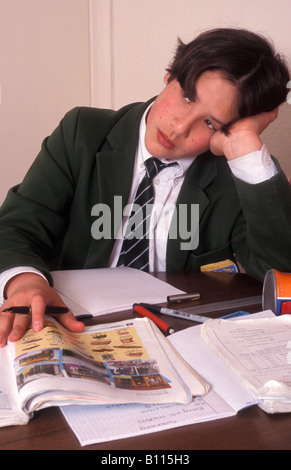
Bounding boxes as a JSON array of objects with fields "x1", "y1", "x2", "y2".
[{"x1": 145, "y1": 157, "x2": 176, "y2": 180}]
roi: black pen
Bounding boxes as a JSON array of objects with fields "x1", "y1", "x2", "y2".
[{"x1": 2, "y1": 306, "x2": 69, "y2": 315}]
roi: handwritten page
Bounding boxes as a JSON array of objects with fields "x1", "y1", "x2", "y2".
[
  {"x1": 52, "y1": 267, "x2": 184, "y2": 317},
  {"x1": 61, "y1": 390, "x2": 235, "y2": 446}
]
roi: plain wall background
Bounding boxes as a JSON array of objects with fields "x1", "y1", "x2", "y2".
[{"x1": 1, "y1": 0, "x2": 291, "y2": 204}]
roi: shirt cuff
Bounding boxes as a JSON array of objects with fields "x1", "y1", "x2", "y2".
[
  {"x1": 228, "y1": 144, "x2": 279, "y2": 184},
  {"x1": 0, "y1": 267, "x2": 48, "y2": 304}
]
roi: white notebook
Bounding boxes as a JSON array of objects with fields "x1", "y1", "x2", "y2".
[{"x1": 52, "y1": 267, "x2": 184, "y2": 317}]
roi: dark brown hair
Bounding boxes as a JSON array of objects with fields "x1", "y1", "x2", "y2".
[{"x1": 167, "y1": 28, "x2": 290, "y2": 132}]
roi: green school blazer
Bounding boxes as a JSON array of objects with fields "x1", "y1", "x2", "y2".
[{"x1": 0, "y1": 100, "x2": 291, "y2": 283}]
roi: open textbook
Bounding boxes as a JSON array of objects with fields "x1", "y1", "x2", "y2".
[{"x1": 0, "y1": 316, "x2": 208, "y2": 427}]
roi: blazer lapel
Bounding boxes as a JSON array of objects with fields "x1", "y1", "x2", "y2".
[{"x1": 166, "y1": 152, "x2": 218, "y2": 270}]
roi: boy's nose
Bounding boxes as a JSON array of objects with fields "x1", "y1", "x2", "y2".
[{"x1": 171, "y1": 115, "x2": 193, "y2": 137}]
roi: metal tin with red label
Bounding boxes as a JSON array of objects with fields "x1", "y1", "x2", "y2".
[{"x1": 263, "y1": 269, "x2": 291, "y2": 315}]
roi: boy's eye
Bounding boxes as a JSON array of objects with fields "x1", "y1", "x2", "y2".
[
  {"x1": 183, "y1": 95, "x2": 192, "y2": 104},
  {"x1": 204, "y1": 119, "x2": 217, "y2": 131}
]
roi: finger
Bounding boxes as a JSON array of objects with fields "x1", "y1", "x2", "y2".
[
  {"x1": 0, "y1": 302, "x2": 31, "y2": 346},
  {"x1": 30, "y1": 292, "x2": 85, "y2": 334},
  {"x1": 6, "y1": 312, "x2": 31, "y2": 343},
  {"x1": 254, "y1": 108, "x2": 279, "y2": 133},
  {"x1": 31, "y1": 292, "x2": 85, "y2": 333},
  {"x1": 30, "y1": 292, "x2": 85, "y2": 333},
  {"x1": 267, "y1": 107, "x2": 279, "y2": 120},
  {"x1": 0, "y1": 310, "x2": 15, "y2": 347},
  {"x1": 57, "y1": 312, "x2": 85, "y2": 333},
  {"x1": 30, "y1": 294, "x2": 46, "y2": 333},
  {"x1": 209, "y1": 131, "x2": 225, "y2": 156}
]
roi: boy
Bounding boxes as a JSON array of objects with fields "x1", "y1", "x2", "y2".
[{"x1": 0, "y1": 28, "x2": 290, "y2": 345}]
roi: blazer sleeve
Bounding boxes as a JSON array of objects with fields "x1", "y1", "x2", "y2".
[
  {"x1": 0, "y1": 107, "x2": 83, "y2": 283},
  {"x1": 231, "y1": 167, "x2": 291, "y2": 280}
]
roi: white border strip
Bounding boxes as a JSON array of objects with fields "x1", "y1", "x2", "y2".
[{"x1": 88, "y1": 0, "x2": 114, "y2": 108}]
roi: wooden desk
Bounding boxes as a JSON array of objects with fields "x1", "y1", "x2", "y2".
[{"x1": 0, "y1": 272, "x2": 290, "y2": 451}]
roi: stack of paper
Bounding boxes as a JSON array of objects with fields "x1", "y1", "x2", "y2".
[
  {"x1": 201, "y1": 313, "x2": 291, "y2": 413},
  {"x1": 52, "y1": 267, "x2": 184, "y2": 317}
]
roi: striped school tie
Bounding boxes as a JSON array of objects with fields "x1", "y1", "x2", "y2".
[{"x1": 118, "y1": 157, "x2": 176, "y2": 271}]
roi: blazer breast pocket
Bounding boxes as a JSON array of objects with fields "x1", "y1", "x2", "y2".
[{"x1": 185, "y1": 244, "x2": 238, "y2": 272}]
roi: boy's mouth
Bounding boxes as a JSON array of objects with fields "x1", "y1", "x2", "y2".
[{"x1": 157, "y1": 129, "x2": 175, "y2": 150}]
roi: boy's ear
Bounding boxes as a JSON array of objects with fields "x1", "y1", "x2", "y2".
[{"x1": 163, "y1": 73, "x2": 171, "y2": 85}]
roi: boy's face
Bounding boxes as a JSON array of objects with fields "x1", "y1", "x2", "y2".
[{"x1": 145, "y1": 70, "x2": 238, "y2": 160}]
